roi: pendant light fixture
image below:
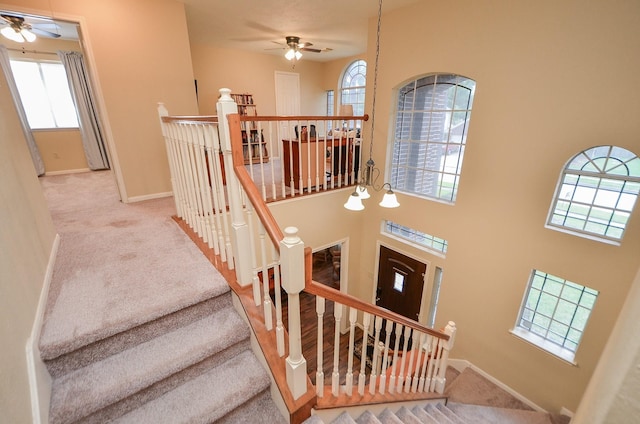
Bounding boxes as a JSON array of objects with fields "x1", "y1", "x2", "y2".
[{"x1": 344, "y1": 0, "x2": 399, "y2": 211}]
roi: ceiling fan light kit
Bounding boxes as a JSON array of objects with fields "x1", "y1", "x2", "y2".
[
  {"x1": 0, "y1": 14, "x2": 62, "y2": 43},
  {"x1": 1, "y1": 24, "x2": 36, "y2": 43}
]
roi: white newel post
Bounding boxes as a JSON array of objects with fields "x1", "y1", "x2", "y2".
[
  {"x1": 279, "y1": 226, "x2": 308, "y2": 400},
  {"x1": 435, "y1": 321, "x2": 457, "y2": 393},
  {"x1": 216, "y1": 88, "x2": 251, "y2": 284}
]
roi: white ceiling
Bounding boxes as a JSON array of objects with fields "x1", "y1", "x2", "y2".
[{"x1": 181, "y1": 0, "x2": 420, "y2": 62}]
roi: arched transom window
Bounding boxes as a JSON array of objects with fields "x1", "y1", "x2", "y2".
[
  {"x1": 340, "y1": 59, "x2": 366, "y2": 117},
  {"x1": 547, "y1": 145, "x2": 640, "y2": 243}
]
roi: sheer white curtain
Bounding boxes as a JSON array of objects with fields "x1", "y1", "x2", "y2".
[
  {"x1": 0, "y1": 45, "x2": 45, "y2": 175},
  {"x1": 58, "y1": 50, "x2": 109, "y2": 170}
]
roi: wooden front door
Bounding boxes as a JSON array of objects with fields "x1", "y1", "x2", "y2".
[{"x1": 376, "y1": 245, "x2": 426, "y2": 321}]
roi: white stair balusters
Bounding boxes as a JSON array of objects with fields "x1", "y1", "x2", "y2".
[
  {"x1": 316, "y1": 296, "x2": 325, "y2": 397},
  {"x1": 345, "y1": 307, "x2": 358, "y2": 396}
]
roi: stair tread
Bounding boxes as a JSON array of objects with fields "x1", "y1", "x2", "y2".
[
  {"x1": 395, "y1": 406, "x2": 423, "y2": 424},
  {"x1": 50, "y1": 304, "x2": 249, "y2": 423},
  {"x1": 448, "y1": 402, "x2": 555, "y2": 424},
  {"x1": 112, "y1": 349, "x2": 271, "y2": 423}
]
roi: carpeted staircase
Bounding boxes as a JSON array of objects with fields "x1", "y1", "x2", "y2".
[
  {"x1": 302, "y1": 367, "x2": 571, "y2": 424},
  {"x1": 38, "y1": 171, "x2": 286, "y2": 423}
]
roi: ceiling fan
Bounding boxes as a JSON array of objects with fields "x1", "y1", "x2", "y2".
[
  {"x1": 0, "y1": 14, "x2": 61, "y2": 43},
  {"x1": 275, "y1": 36, "x2": 333, "y2": 60}
]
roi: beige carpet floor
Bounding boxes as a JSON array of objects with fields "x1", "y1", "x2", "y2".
[{"x1": 39, "y1": 170, "x2": 229, "y2": 360}]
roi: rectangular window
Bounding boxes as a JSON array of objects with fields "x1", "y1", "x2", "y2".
[
  {"x1": 512, "y1": 270, "x2": 598, "y2": 363},
  {"x1": 326, "y1": 90, "x2": 334, "y2": 116},
  {"x1": 10, "y1": 59, "x2": 78, "y2": 129},
  {"x1": 382, "y1": 220, "x2": 448, "y2": 256}
]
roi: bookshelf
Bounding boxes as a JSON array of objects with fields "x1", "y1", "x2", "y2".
[{"x1": 230, "y1": 93, "x2": 269, "y2": 164}]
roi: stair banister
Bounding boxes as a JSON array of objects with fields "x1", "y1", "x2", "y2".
[
  {"x1": 217, "y1": 88, "x2": 250, "y2": 281},
  {"x1": 280, "y1": 226, "x2": 309, "y2": 400}
]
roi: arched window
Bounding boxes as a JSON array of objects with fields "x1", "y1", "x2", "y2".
[
  {"x1": 547, "y1": 145, "x2": 640, "y2": 243},
  {"x1": 339, "y1": 60, "x2": 366, "y2": 117},
  {"x1": 389, "y1": 74, "x2": 476, "y2": 203}
]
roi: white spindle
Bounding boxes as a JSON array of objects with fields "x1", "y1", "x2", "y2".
[
  {"x1": 209, "y1": 124, "x2": 233, "y2": 267},
  {"x1": 345, "y1": 307, "x2": 357, "y2": 396},
  {"x1": 331, "y1": 301, "x2": 343, "y2": 397},
  {"x1": 272, "y1": 245, "x2": 285, "y2": 357},
  {"x1": 389, "y1": 323, "x2": 402, "y2": 394},
  {"x1": 358, "y1": 312, "x2": 371, "y2": 396},
  {"x1": 258, "y1": 222, "x2": 273, "y2": 330},
  {"x1": 411, "y1": 332, "x2": 426, "y2": 393},
  {"x1": 204, "y1": 126, "x2": 227, "y2": 262},
  {"x1": 397, "y1": 325, "x2": 412, "y2": 393},
  {"x1": 316, "y1": 296, "x2": 325, "y2": 397},
  {"x1": 244, "y1": 200, "x2": 262, "y2": 307},
  {"x1": 369, "y1": 316, "x2": 383, "y2": 394},
  {"x1": 378, "y1": 320, "x2": 393, "y2": 394},
  {"x1": 418, "y1": 335, "x2": 432, "y2": 392}
]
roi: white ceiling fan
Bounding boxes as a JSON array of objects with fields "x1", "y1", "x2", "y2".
[
  {"x1": 0, "y1": 13, "x2": 61, "y2": 43},
  {"x1": 270, "y1": 36, "x2": 333, "y2": 61}
]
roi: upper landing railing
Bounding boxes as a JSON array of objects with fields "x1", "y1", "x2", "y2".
[{"x1": 158, "y1": 89, "x2": 456, "y2": 423}]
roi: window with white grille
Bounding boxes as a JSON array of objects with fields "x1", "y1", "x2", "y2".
[
  {"x1": 547, "y1": 145, "x2": 640, "y2": 244},
  {"x1": 382, "y1": 220, "x2": 448, "y2": 256},
  {"x1": 513, "y1": 270, "x2": 598, "y2": 362},
  {"x1": 340, "y1": 60, "x2": 366, "y2": 118}
]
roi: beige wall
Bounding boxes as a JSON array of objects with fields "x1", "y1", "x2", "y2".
[
  {"x1": 33, "y1": 129, "x2": 88, "y2": 172},
  {"x1": 0, "y1": 62, "x2": 57, "y2": 423},
  {"x1": 191, "y1": 43, "x2": 328, "y2": 117},
  {"x1": 2, "y1": 0, "x2": 199, "y2": 200},
  {"x1": 352, "y1": 0, "x2": 640, "y2": 413}
]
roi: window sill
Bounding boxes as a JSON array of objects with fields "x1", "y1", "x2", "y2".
[
  {"x1": 544, "y1": 224, "x2": 622, "y2": 246},
  {"x1": 509, "y1": 327, "x2": 578, "y2": 366}
]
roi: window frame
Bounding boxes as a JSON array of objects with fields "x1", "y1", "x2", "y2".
[
  {"x1": 511, "y1": 269, "x2": 599, "y2": 364},
  {"x1": 339, "y1": 59, "x2": 366, "y2": 118},
  {"x1": 546, "y1": 145, "x2": 640, "y2": 245},
  {"x1": 381, "y1": 220, "x2": 448, "y2": 258},
  {"x1": 388, "y1": 73, "x2": 476, "y2": 204},
  {"x1": 9, "y1": 58, "x2": 79, "y2": 130}
]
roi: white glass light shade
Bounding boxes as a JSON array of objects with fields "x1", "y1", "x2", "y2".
[
  {"x1": 356, "y1": 185, "x2": 370, "y2": 199},
  {"x1": 344, "y1": 191, "x2": 364, "y2": 211},
  {"x1": 21, "y1": 28, "x2": 36, "y2": 42},
  {"x1": 285, "y1": 48, "x2": 295, "y2": 60},
  {"x1": 2, "y1": 26, "x2": 24, "y2": 42},
  {"x1": 379, "y1": 189, "x2": 400, "y2": 208},
  {"x1": 285, "y1": 48, "x2": 302, "y2": 61}
]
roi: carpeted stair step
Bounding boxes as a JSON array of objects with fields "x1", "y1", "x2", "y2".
[
  {"x1": 111, "y1": 349, "x2": 278, "y2": 423},
  {"x1": 49, "y1": 303, "x2": 249, "y2": 424},
  {"x1": 395, "y1": 406, "x2": 425, "y2": 424},
  {"x1": 216, "y1": 389, "x2": 287, "y2": 424},
  {"x1": 44, "y1": 294, "x2": 233, "y2": 378},
  {"x1": 411, "y1": 405, "x2": 441, "y2": 423},
  {"x1": 447, "y1": 402, "x2": 556, "y2": 424}
]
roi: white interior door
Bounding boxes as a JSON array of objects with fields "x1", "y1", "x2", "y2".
[{"x1": 274, "y1": 71, "x2": 300, "y2": 157}]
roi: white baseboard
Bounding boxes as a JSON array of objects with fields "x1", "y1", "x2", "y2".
[
  {"x1": 27, "y1": 233, "x2": 59, "y2": 424},
  {"x1": 126, "y1": 191, "x2": 173, "y2": 203},
  {"x1": 447, "y1": 358, "x2": 546, "y2": 413},
  {"x1": 44, "y1": 168, "x2": 90, "y2": 176}
]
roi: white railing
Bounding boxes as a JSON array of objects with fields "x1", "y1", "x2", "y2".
[
  {"x1": 158, "y1": 89, "x2": 456, "y2": 421},
  {"x1": 238, "y1": 114, "x2": 368, "y2": 202}
]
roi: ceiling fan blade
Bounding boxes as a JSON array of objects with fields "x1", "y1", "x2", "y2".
[
  {"x1": 30, "y1": 27, "x2": 61, "y2": 38},
  {"x1": 300, "y1": 47, "x2": 333, "y2": 53}
]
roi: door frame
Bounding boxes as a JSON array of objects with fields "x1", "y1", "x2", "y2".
[
  {"x1": 372, "y1": 241, "x2": 431, "y2": 324},
  {"x1": 313, "y1": 237, "x2": 349, "y2": 333}
]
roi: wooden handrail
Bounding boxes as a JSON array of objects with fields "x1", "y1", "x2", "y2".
[
  {"x1": 161, "y1": 115, "x2": 218, "y2": 123},
  {"x1": 238, "y1": 114, "x2": 369, "y2": 122},
  {"x1": 303, "y1": 249, "x2": 450, "y2": 341}
]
